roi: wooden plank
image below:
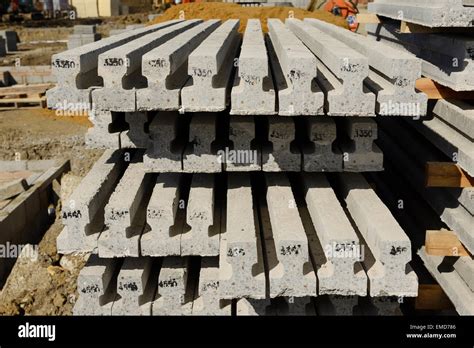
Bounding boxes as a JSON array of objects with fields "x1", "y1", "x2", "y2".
[
  {"x1": 0, "y1": 96, "x2": 45, "y2": 104},
  {"x1": 0, "y1": 170, "x2": 33, "y2": 184},
  {"x1": 356, "y1": 13, "x2": 381, "y2": 24},
  {"x1": 0, "y1": 83, "x2": 55, "y2": 97},
  {"x1": 399, "y1": 21, "x2": 474, "y2": 34},
  {"x1": 415, "y1": 284, "x2": 453, "y2": 310},
  {"x1": 426, "y1": 162, "x2": 474, "y2": 188},
  {"x1": 425, "y1": 229, "x2": 470, "y2": 257},
  {"x1": 416, "y1": 78, "x2": 474, "y2": 100}
]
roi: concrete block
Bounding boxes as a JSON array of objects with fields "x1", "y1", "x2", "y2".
[
  {"x1": 112, "y1": 257, "x2": 156, "y2": 315},
  {"x1": 419, "y1": 247, "x2": 474, "y2": 315},
  {"x1": 367, "y1": 20, "x2": 474, "y2": 91},
  {"x1": 68, "y1": 33, "x2": 101, "y2": 50},
  {"x1": 183, "y1": 113, "x2": 222, "y2": 173},
  {"x1": 286, "y1": 19, "x2": 375, "y2": 116},
  {"x1": 267, "y1": 19, "x2": 323, "y2": 116},
  {"x1": 98, "y1": 159, "x2": 154, "y2": 258},
  {"x1": 141, "y1": 174, "x2": 182, "y2": 256},
  {"x1": 85, "y1": 109, "x2": 124, "y2": 149},
  {"x1": 181, "y1": 20, "x2": 240, "y2": 112},
  {"x1": 144, "y1": 112, "x2": 186, "y2": 172},
  {"x1": 301, "y1": 173, "x2": 367, "y2": 296},
  {"x1": 120, "y1": 112, "x2": 152, "y2": 149},
  {"x1": 263, "y1": 173, "x2": 317, "y2": 298},
  {"x1": 93, "y1": 20, "x2": 201, "y2": 112},
  {"x1": 219, "y1": 173, "x2": 266, "y2": 299},
  {"x1": 225, "y1": 115, "x2": 261, "y2": 171},
  {"x1": 59, "y1": 150, "x2": 126, "y2": 253},
  {"x1": 341, "y1": 118, "x2": 384, "y2": 172},
  {"x1": 74, "y1": 25, "x2": 97, "y2": 34},
  {"x1": 137, "y1": 20, "x2": 221, "y2": 111},
  {"x1": 74, "y1": 255, "x2": 120, "y2": 315},
  {"x1": 152, "y1": 257, "x2": 195, "y2": 315},
  {"x1": 368, "y1": 0, "x2": 474, "y2": 27},
  {"x1": 192, "y1": 258, "x2": 232, "y2": 315},
  {"x1": 231, "y1": 19, "x2": 276, "y2": 115},
  {"x1": 262, "y1": 117, "x2": 301, "y2": 172},
  {"x1": 181, "y1": 174, "x2": 220, "y2": 256},
  {"x1": 301, "y1": 117, "x2": 342, "y2": 172},
  {"x1": 47, "y1": 20, "x2": 182, "y2": 110},
  {"x1": 0, "y1": 30, "x2": 18, "y2": 52},
  {"x1": 337, "y1": 173, "x2": 418, "y2": 297},
  {"x1": 304, "y1": 18, "x2": 427, "y2": 117}
]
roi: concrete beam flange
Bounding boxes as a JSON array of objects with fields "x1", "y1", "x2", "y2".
[
  {"x1": 138, "y1": 20, "x2": 221, "y2": 111},
  {"x1": 301, "y1": 173, "x2": 367, "y2": 296},
  {"x1": 219, "y1": 173, "x2": 266, "y2": 300},
  {"x1": 231, "y1": 19, "x2": 276, "y2": 115},
  {"x1": 262, "y1": 116, "x2": 301, "y2": 172},
  {"x1": 47, "y1": 20, "x2": 182, "y2": 109},
  {"x1": 141, "y1": 174, "x2": 183, "y2": 257},
  {"x1": 236, "y1": 298, "x2": 275, "y2": 315},
  {"x1": 181, "y1": 20, "x2": 241, "y2": 112},
  {"x1": 267, "y1": 19, "x2": 323, "y2": 116},
  {"x1": 192, "y1": 258, "x2": 232, "y2": 315},
  {"x1": 85, "y1": 109, "x2": 125, "y2": 149},
  {"x1": 182, "y1": 113, "x2": 222, "y2": 173},
  {"x1": 59, "y1": 149, "x2": 127, "y2": 253},
  {"x1": 74, "y1": 255, "x2": 120, "y2": 315},
  {"x1": 263, "y1": 173, "x2": 317, "y2": 298},
  {"x1": 337, "y1": 173, "x2": 418, "y2": 298},
  {"x1": 225, "y1": 115, "x2": 261, "y2": 172},
  {"x1": 341, "y1": 118, "x2": 384, "y2": 172},
  {"x1": 181, "y1": 174, "x2": 221, "y2": 256},
  {"x1": 120, "y1": 112, "x2": 152, "y2": 149},
  {"x1": 286, "y1": 19, "x2": 375, "y2": 117},
  {"x1": 301, "y1": 117, "x2": 342, "y2": 172},
  {"x1": 143, "y1": 112, "x2": 186, "y2": 173}
]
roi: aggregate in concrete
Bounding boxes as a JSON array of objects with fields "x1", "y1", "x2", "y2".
[
  {"x1": 181, "y1": 20, "x2": 241, "y2": 112},
  {"x1": 286, "y1": 19, "x2": 375, "y2": 116},
  {"x1": 137, "y1": 20, "x2": 221, "y2": 111},
  {"x1": 267, "y1": 19, "x2": 324, "y2": 116},
  {"x1": 230, "y1": 19, "x2": 276, "y2": 115}
]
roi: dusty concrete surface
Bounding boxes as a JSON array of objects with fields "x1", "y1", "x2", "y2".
[{"x1": 0, "y1": 109, "x2": 101, "y2": 315}]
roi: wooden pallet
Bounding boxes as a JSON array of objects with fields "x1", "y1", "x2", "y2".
[
  {"x1": 415, "y1": 78, "x2": 474, "y2": 100},
  {"x1": 0, "y1": 83, "x2": 53, "y2": 110},
  {"x1": 425, "y1": 229, "x2": 469, "y2": 257},
  {"x1": 426, "y1": 162, "x2": 474, "y2": 188}
]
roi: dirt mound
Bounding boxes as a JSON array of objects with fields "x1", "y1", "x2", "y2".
[{"x1": 150, "y1": 2, "x2": 348, "y2": 32}]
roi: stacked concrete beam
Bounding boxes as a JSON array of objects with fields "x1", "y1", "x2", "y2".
[
  {"x1": 368, "y1": 0, "x2": 474, "y2": 27},
  {"x1": 225, "y1": 115, "x2": 261, "y2": 171},
  {"x1": 301, "y1": 117, "x2": 342, "y2": 172},
  {"x1": 137, "y1": 20, "x2": 221, "y2": 111},
  {"x1": 267, "y1": 19, "x2": 323, "y2": 116},
  {"x1": 301, "y1": 173, "x2": 367, "y2": 296},
  {"x1": 192, "y1": 258, "x2": 232, "y2": 315},
  {"x1": 419, "y1": 247, "x2": 474, "y2": 315},
  {"x1": 141, "y1": 174, "x2": 182, "y2": 257},
  {"x1": 112, "y1": 257, "x2": 156, "y2": 315},
  {"x1": 304, "y1": 18, "x2": 427, "y2": 116},
  {"x1": 182, "y1": 113, "x2": 222, "y2": 173},
  {"x1": 93, "y1": 20, "x2": 201, "y2": 112},
  {"x1": 366, "y1": 20, "x2": 474, "y2": 91},
  {"x1": 47, "y1": 20, "x2": 182, "y2": 110},
  {"x1": 336, "y1": 172, "x2": 418, "y2": 298},
  {"x1": 286, "y1": 19, "x2": 375, "y2": 116},
  {"x1": 341, "y1": 118, "x2": 384, "y2": 172},
  {"x1": 74, "y1": 255, "x2": 120, "y2": 315},
  {"x1": 98, "y1": 159, "x2": 154, "y2": 258},
  {"x1": 219, "y1": 174, "x2": 266, "y2": 299},
  {"x1": 181, "y1": 20, "x2": 241, "y2": 112},
  {"x1": 263, "y1": 174, "x2": 317, "y2": 298},
  {"x1": 231, "y1": 19, "x2": 276, "y2": 115},
  {"x1": 57, "y1": 150, "x2": 127, "y2": 253}
]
